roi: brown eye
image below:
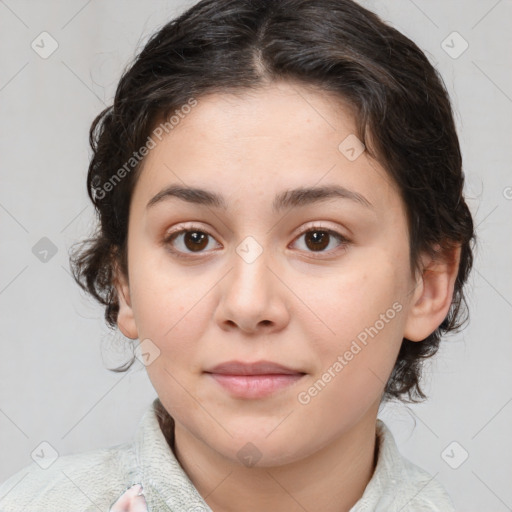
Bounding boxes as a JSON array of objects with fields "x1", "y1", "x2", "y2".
[
  {"x1": 292, "y1": 227, "x2": 349, "y2": 255},
  {"x1": 304, "y1": 230, "x2": 330, "y2": 251},
  {"x1": 165, "y1": 228, "x2": 221, "y2": 256},
  {"x1": 183, "y1": 231, "x2": 208, "y2": 251}
]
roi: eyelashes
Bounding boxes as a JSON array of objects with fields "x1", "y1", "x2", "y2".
[{"x1": 163, "y1": 223, "x2": 351, "y2": 260}]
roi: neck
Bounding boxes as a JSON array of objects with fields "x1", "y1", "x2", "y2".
[{"x1": 164, "y1": 405, "x2": 379, "y2": 512}]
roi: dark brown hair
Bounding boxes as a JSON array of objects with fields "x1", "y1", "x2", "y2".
[{"x1": 69, "y1": 0, "x2": 475, "y2": 403}]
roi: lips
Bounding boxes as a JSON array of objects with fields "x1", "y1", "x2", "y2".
[
  {"x1": 204, "y1": 360, "x2": 306, "y2": 399},
  {"x1": 205, "y1": 360, "x2": 304, "y2": 376}
]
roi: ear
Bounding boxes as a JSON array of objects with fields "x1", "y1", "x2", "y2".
[
  {"x1": 113, "y1": 260, "x2": 139, "y2": 340},
  {"x1": 403, "y1": 244, "x2": 461, "y2": 342}
]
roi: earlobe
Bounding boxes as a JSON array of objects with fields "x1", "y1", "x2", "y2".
[
  {"x1": 403, "y1": 244, "x2": 461, "y2": 342},
  {"x1": 113, "y1": 261, "x2": 139, "y2": 340}
]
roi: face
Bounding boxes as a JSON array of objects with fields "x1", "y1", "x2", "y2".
[{"x1": 115, "y1": 81, "x2": 433, "y2": 466}]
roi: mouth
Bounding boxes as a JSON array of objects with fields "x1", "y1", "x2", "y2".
[{"x1": 204, "y1": 360, "x2": 307, "y2": 399}]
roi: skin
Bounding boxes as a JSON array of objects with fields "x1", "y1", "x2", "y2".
[{"x1": 115, "y1": 81, "x2": 460, "y2": 512}]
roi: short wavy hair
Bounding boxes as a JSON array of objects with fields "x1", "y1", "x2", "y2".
[{"x1": 69, "y1": 0, "x2": 475, "y2": 402}]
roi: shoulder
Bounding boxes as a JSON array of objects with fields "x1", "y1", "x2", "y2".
[
  {"x1": 392, "y1": 454, "x2": 456, "y2": 511},
  {"x1": 352, "y1": 420, "x2": 456, "y2": 512},
  {"x1": 0, "y1": 441, "x2": 137, "y2": 512}
]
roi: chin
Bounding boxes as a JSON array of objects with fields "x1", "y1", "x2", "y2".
[{"x1": 203, "y1": 421, "x2": 312, "y2": 468}]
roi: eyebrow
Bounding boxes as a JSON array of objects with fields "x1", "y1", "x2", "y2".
[{"x1": 146, "y1": 183, "x2": 373, "y2": 213}]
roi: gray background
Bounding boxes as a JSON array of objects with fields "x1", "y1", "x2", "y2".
[{"x1": 0, "y1": 0, "x2": 511, "y2": 510}]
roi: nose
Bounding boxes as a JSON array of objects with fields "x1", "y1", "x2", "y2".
[{"x1": 213, "y1": 247, "x2": 291, "y2": 335}]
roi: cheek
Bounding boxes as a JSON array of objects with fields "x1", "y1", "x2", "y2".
[
  {"x1": 296, "y1": 250, "x2": 408, "y2": 407},
  {"x1": 304, "y1": 261, "x2": 404, "y2": 347},
  {"x1": 130, "y1": 238, "x2": 189, "y2": 318},
  {"x1": 128, "y1": 254, "x2": 214, "y2": 363},
  {"x1": 134, "y1": 281, "x2": 215, "y2": 418},
  {"x1": 295, "y1": 278, "x2": 405, "y2": 428}
]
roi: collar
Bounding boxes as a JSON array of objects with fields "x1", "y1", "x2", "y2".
[
  {"x1": 128, "y1": 399, "x2": 453, "y2": 512},
  {"x1": 133, "y1": 398, "x2": 210, "y2": 511}
]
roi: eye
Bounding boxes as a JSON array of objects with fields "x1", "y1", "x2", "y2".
[
  {"x1": 164, "y1": 227, "x2": 221, "y2": 257},
  {"x1": 291, "y1": 226, "x2": 350, "y2": 255},
  {"x1": 163, "y1": 224, "x2": 350, "y2": 259}
]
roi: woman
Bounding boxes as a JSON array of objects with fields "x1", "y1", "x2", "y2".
[{"x1": 0, "y1": 0, "x2": 474, "y2": 510}]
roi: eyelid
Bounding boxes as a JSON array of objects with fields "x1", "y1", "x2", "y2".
[
  {"x1": 290, "y1": 220, "x2": 349, "y2": 240},
  {"x1": 164, "y1": 222, "x2": 218, "y2": 240}
]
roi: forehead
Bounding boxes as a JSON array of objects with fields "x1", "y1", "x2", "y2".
[
  {"x1": 132, "y1": 81, "x2": 400, "y2": 213},
  {"x1": 168, "y1": 81, "x2": 360, "y2": 144}
]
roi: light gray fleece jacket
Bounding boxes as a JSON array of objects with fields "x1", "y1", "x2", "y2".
[{"x1": 0, "y1": 398, "x2": 455, "y2": 511}]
